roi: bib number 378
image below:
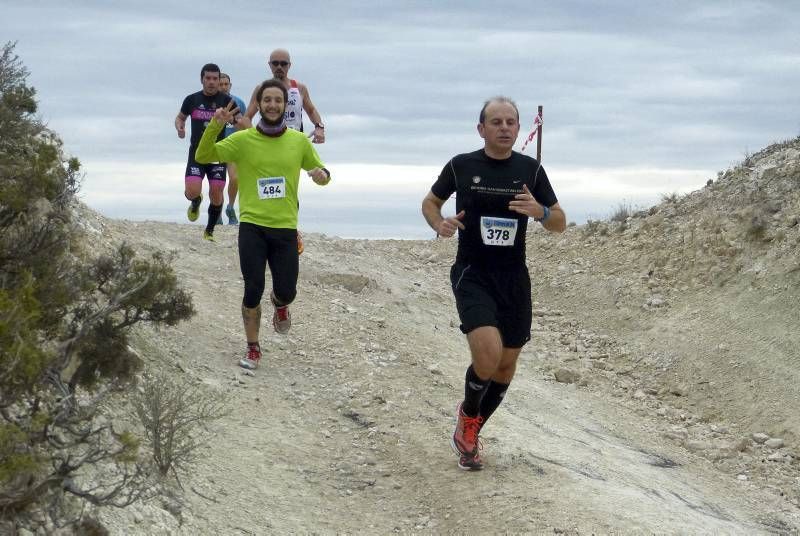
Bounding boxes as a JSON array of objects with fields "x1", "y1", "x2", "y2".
[
  {"x1": 480, "y1": 216, "x2": 518, "y2": 246},
  {"x1": 257, "y1": 177, "x2": 286, "y2": 200}
]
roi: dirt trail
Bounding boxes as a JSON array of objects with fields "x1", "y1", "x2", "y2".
[{"x1": 83, "y1": 216, "x2": 799, "y2": 535}]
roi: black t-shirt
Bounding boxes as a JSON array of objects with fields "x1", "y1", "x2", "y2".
[
  {"x1": 180, "y1": 90, "x2": 232, "y2": 148},
  {"x1": 431, "y1": 149, "x2": 558, "y2": 268}
]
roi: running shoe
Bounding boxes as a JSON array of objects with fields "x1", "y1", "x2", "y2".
[
  {"x1": 451, "y1": 401, "x2": 484, "y2": 470},
  {"x1": 203, "y1": 231, "x2": 215, "y2": 242},
  {"x1": 271, "y1": 293, "x2": 291, "y2": 334},
  {"x1": 297, "y1": 230, "x2": 304, "y2": 255},
  {"x1": 456, "y1": 449, "x2": 484, "y2": 471},
  {"x1": 226, "y1": 205, "x2": 238, "y2": 225},
  {"x1": 187, "y1": 195, "x2": 202, "y2": 222},
  {"x1": 239, "y1": 344, "x2": 261, "y2": 370}
]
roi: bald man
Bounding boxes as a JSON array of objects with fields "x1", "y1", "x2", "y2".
[
  {"x1": 241, "y1": 49, "x2": 326, "y2": 253},
  {"x1": 241, "y1": 48, "x2": 325, "y2": 143}
]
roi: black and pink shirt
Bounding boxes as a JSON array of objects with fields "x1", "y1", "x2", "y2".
[{"x1": 180, "y1": 90, "x2": 232, "y2": 148}]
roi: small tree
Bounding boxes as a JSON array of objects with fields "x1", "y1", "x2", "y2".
[{"x1": 0, "y1": 42, "x2": 195, "y2": 531}]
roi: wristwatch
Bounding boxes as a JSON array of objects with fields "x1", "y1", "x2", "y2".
[
  {"x1": 314, "y1": 123, "x2": 324, "y2": 129},
  {"x1": 534, "y1": 205, "x2": 551, "y2": 222}
]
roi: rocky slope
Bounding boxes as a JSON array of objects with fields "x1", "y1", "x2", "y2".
[{"x1": 66, "y1": 137, "x2": 799, "y2": 534}]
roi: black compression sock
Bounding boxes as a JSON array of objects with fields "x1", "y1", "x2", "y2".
[
  {"x1": 479, "y1": 381, "x2": 510, "y2": 423},
  {"x1": 206, "y1": 203, "x2": 223, "y2": 233},
  {"x1": 462, "y1": 365, "x2": 489, "y2": 417}
]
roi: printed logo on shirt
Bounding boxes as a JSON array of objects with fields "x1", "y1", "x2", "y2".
[{"x1": 191, "y1": 109, "x2": 215, "y2": 121}]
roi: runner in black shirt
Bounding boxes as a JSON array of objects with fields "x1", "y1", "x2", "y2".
[
  {"x1": 175, "y1": 63, "x2": 236, "y2": 241},
  {"x1": 422, "y1": 96, "x2": 566, "y2": 470}
]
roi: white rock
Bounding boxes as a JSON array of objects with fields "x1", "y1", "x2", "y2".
[
  {"x1": 765, "y1": 438, "x2": 785, "y2": 449},
  {"x1": 751, "y1": 433, "x2": 770, "y2": 444},
  {"x1": 685, "y1": 440, "x2": 712, "y2": 452},
  {"x1": 553, "y1": 368, "x2": 580, "y2": 384},
  {"x1": 737, "y1": 474, "x2": 748, "y2": 481}
]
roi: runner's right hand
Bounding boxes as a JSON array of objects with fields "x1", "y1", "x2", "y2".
[
  {"x1": 438, "y1": 210, "x2": 465, "y2": 237},
  {"x1": 213, "y1": 101, "x2": 240, "y2": 126}
]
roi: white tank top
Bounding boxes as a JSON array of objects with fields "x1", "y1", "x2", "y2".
[{"x1": 285, "y1": 79, "x2": 304, "y2": 131}]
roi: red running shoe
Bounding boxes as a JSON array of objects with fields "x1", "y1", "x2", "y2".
[
  {"x1": 239, "y1": 344, "x2": 261, "y2": 370},
  {"x1": 450, "y1": 401, "x2": 484, "y2": 470}
]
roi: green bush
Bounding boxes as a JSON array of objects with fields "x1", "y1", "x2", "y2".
[{"x1": 0, "y1": 41, "x2": 195, "y2": 530}]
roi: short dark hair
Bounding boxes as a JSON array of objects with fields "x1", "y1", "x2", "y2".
[
  {"x1": 479, "y1": 96, "x2": 519, "y2": 124},
  {"x1": 200, "y1": 63, "x2": 221, "y2": 79},
  {"x1": 257, "y1": 78, "x2": 288, "y2": 103},
  {"x1": 220, "y1": 73, "x2": 231, "y2": 82}
]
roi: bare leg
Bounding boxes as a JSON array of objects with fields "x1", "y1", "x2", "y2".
[{"x1": 242, "y1": 304, "x2": 261, "y2": 344}]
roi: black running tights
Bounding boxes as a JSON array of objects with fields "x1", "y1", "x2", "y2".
[{"x1": 238, "y1": 222, "x2": 298, "y2": 308}]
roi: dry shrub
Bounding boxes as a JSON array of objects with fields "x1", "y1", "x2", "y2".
[
  {"x1": 134, "y1": 373, "x2": 229, "y2": 483},
  {"x1": 610, "y1": 202, "x2": 632, "y2": 223}
]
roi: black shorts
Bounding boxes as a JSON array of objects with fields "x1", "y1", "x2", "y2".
[
  {"x1": 238, "y1": 223, "x2": 298, "y2": 308},
  {"x1": 185, "y1": 149, "x2": 227, "y2": 183},
  {"x1": 449, "y1": 262, "x2": 532, "y2": 348}
]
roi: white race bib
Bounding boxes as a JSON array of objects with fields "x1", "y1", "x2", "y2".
[
  {"x1": 480, "y1": 216, "x2": 518, "y2": 246},
  {"x1": 257, "y1": 177, "x2": 286, "y2": 200}
]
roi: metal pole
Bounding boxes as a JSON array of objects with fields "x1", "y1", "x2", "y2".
[{"x1": 536, "y1": 105, "x2": 543, "y2": 162}]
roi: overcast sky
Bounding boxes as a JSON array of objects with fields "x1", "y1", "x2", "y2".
[{"x1": 3, "y1": 1, "x2": 799, "y2": 237}]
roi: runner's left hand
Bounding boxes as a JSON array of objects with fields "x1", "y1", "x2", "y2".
[
  {"x1": 312, "y1": 126, "x2": 325, "y2": 144},
  {"x1": 509, "y1": 184, "x2": 545, "y2": 218},
  {"x1": 308, "y1": 168, "x2": 329, "y2": 185}
]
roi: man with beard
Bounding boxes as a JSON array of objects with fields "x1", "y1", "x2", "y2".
[
  {"x1": 195, "y1": 79, "x2": 331, "y2": 371},
  {"x1": 421, "y1": 96, "x2": 566, "y2": 470},
  {"x1": 241, "y1": 48, "x2": 326, "y2": 253},
  {"x1": 175, "y1": 63, "x2": 234, "y2": 240}
]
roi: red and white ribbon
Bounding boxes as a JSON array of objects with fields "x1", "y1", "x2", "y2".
[{"x1": 520, "y1": 112, "x2": 543, "y2": 152}]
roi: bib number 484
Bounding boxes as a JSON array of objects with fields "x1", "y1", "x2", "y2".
[
  {"x1": 263, "y1": 184, "x2": 281, "y2": 196},
  {"x1": 257, "y1": 177, "x2": 287, "y2": 200}
]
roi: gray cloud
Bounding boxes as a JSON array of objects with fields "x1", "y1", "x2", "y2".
[{"x1": 3, "y1": 0, "x2": 799, "y2": 230}]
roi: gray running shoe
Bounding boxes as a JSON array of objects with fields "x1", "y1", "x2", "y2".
[
  {"x1": 226, "y1": 205, "x2": 239, "y2": 225},
  {"x1": 272, "y1": 304, "x2": 291, "y2": 334}
]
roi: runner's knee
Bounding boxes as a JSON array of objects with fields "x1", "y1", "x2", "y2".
[
  {"x1": 243, "y1": 280, "x2": 265, "y2": 308},
  {"x1": 272, "y1": 286, "x2": 296, "y2": 306}
]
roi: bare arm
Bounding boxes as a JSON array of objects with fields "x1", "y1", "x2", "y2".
[
  {"x1": 422, "y1": 191, "x2": 464, "y2": 237},
  {"x1": 175, "y1": 112, "x2": 187, "y2": 138},
  {"x1": 300, "y1": 83, "x2": 325, "y2": 143}
]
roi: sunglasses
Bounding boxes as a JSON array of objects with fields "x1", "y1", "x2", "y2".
[{"x1": 270, "y1": 60, "x2": 289, "y2": 67}]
